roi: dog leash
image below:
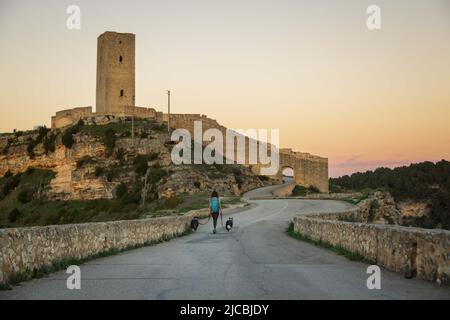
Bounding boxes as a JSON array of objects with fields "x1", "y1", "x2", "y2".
[{"x1": 197, "y1": 215, "x2": 211, "y2": 225}]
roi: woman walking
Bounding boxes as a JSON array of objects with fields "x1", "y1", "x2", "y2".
[{"x1": 209, "y1": 190, "x2": 221, "y2": 234}]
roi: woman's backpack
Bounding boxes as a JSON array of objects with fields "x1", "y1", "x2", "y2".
[{"x1": 211, "y1": 197, "x2": 219, "y2": 213}]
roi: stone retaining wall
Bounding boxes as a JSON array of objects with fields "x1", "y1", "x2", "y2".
[
  {"x1": 0, "y1": 214, "x2": 194, "y2": 286},
  {"x1": 292, "y1": 211, "x2": 450, "y2": 284}
]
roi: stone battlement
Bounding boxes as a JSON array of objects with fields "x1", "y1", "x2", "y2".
[{"x1": 51, "y1": 106, "x2": 161, "y2": 129}]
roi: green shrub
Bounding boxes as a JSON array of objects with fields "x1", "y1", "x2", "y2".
[
  {"x1": 3, "y1": 174, "x2": 21, "y2": 195},
  {"x1": 44, "y1": 212, "x2": 60, "y2": 225},
  {"x1": 94, "y1": 166, "x2": 104, "y2": 177},
  {"x1": 134, "y1": 155, "x2": 149, "y2": 175},
  {"x1": 62, "y1": 123, "x2": 84, "y2": 149},
  {"x1": 308, "y1": 185, "x2": 320, "y2": 194},
  {"x1": 148, "y1": 152, "x2": 159, "y2": 161},
  {"x1": 232, "y1": 167, "x2": 242, "y2": 176},
  {"x1": 43, "y1": 132, "x2": 56, "y2": 154},
  {"x1": 62, "y1": 129, "x2": 75, "y2": 149},
  {"x1": 27, "y1": 140, "x2": 35, "y2": 157},
  {"x1": 76, "y1": 156, "x2": 95, "y2": 168},
  {"x1": 140, "y1": 131, "x2": 148, "y2": 138},
  {"x1": 3, "y1": 170, "x2": 12, "y2": 178},
  {"x1": 8, "y1": 208, "x2": 21, "y2": 223},
  {"x1": 17, "y1": 190, "x2": 32, "y2": 203},
  {"x1": 104, "y1": 128, "x2": 116, "y2": 156},
  {"x1": 116, "y1": 183, "x2": 128, "y2": 199},
  {"x1": 292, "y1": 185, "x2": 307, "y2": 197},
  {"x1": 148, "y1": 167, "x2": 166, "y2": 184},
  {"x1": 115, "y1": 148, "x2": 125, "y2": 162},
  {"x1": 106, "y1": 170, "x2": 118, "y2": 182},
  {"x1": 164, "y1": 196, "x2": 182, "y2": 209},
  {"x1": 194, "y1": 181, "x2": 201, "y2": 188}
]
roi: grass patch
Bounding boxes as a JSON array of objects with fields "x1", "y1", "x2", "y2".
[
  {"x1": 342, "y1": 193, "x2": 369, "y2": 205},
  {"x1": 0, "y1": 228, "x2": 192, "y2": 290},
  {"x1": 287, "y1": 222, "x2": 373, "y2": 263}
]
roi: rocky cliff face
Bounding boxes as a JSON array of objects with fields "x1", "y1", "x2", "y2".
[
  {"x1": 358, "y1": 191, "x2": 403, "y2": 225},
  {"x1": 0, "y1": 118, "x2": 271, "y2": 203}
]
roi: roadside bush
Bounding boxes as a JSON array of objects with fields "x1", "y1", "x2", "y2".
[
  {"x1": 308, "y1": 185, "x2": 320, "y2": 194},
  {"x1": 292, "y1": 185, "x2": 307, "y2": 197},
  {"x1": 194, "y1": 181, "x2": 201, "y2": 188},
  {"x1": 8, "y1": 208, "x2": 22, "y2": 223}
]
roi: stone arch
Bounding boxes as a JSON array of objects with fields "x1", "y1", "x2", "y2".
[{"x1": 281, "y1": 166, "x2": 294, "y2": 184}]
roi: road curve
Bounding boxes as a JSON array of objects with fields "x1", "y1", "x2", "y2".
[{"x1": 1, "y1": 185, "x2": 449, "y2": 300}]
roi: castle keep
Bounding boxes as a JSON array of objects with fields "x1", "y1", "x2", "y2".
[
  {"x1": 50, "y1": 31, "x2": 329, "y2": 192},
  {"x1": 96, "y1": 32, "x2": 135, "y2": 114},
  {"x1": 51, "y1": 31, "x2": 159, "y2": 129}
]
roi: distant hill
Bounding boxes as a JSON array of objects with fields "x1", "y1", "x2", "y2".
[{"x1": 330, "y1": 160, "x2": 450, "y2": 230}]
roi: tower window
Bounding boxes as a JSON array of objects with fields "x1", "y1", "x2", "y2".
[
  {"x1": 119, "y1": 56, "x2": 123, "y2": 63},
  {"x1": 120, "y1": 89, "x2": 124, "y2": 97}
]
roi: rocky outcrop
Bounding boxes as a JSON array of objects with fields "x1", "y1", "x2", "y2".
[
  {"x1": 0, "y1": 120, "x2": 271, "y2": 202},
  {"x1": 358, "y1": 191, "x2": 402, "y2": 225}
]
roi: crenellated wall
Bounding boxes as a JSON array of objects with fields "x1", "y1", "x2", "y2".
[{"x1": 50, "y1": 106, "x2": 160, "y2": 129}]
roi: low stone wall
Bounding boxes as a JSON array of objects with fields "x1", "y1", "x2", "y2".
[
  {"x1": 0, "y1": 214, "x2": 194, "y2": 286},
  {"x1": 292, "y1": 211, "x2": 450, "y2": 285}
]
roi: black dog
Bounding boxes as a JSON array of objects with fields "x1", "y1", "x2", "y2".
[
  {"x1": 190, "y1": 217, "x2": 200, "y2": 231},
  {"x1": 225, "y1": 217, "x2": 233, "y2": 232}
]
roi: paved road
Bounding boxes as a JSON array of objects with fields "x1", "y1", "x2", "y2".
[{"x1": 1, "y1": 185, "x2": 449, "y2": 299}]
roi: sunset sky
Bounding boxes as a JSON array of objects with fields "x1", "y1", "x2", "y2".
[{"x1": 0, "y1": 0, "x2": 449, "y2": 177}]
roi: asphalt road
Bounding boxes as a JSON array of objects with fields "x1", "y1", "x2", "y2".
[{"x1": 1, "y1": 185, "x2": 449, "y2": 299}]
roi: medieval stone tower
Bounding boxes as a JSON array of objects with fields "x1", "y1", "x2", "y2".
[{"x1": 96, "y1": 31, "x2": 135, "y2": 114}]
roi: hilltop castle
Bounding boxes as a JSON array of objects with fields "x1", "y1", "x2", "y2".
[
  {"x1": 51, "y1": 31, "x2": 161, "y2": 129},
  {"x1": 50, "y1": 31, "x2": 329, "y2": 192}
]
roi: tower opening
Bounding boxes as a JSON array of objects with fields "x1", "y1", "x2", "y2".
[
  {"x1": 119, "y1": 56, "x2": 123, "y2": 63},
  {"x1": 120, "y1": 89, "x2": 124, "y2": 97}
]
